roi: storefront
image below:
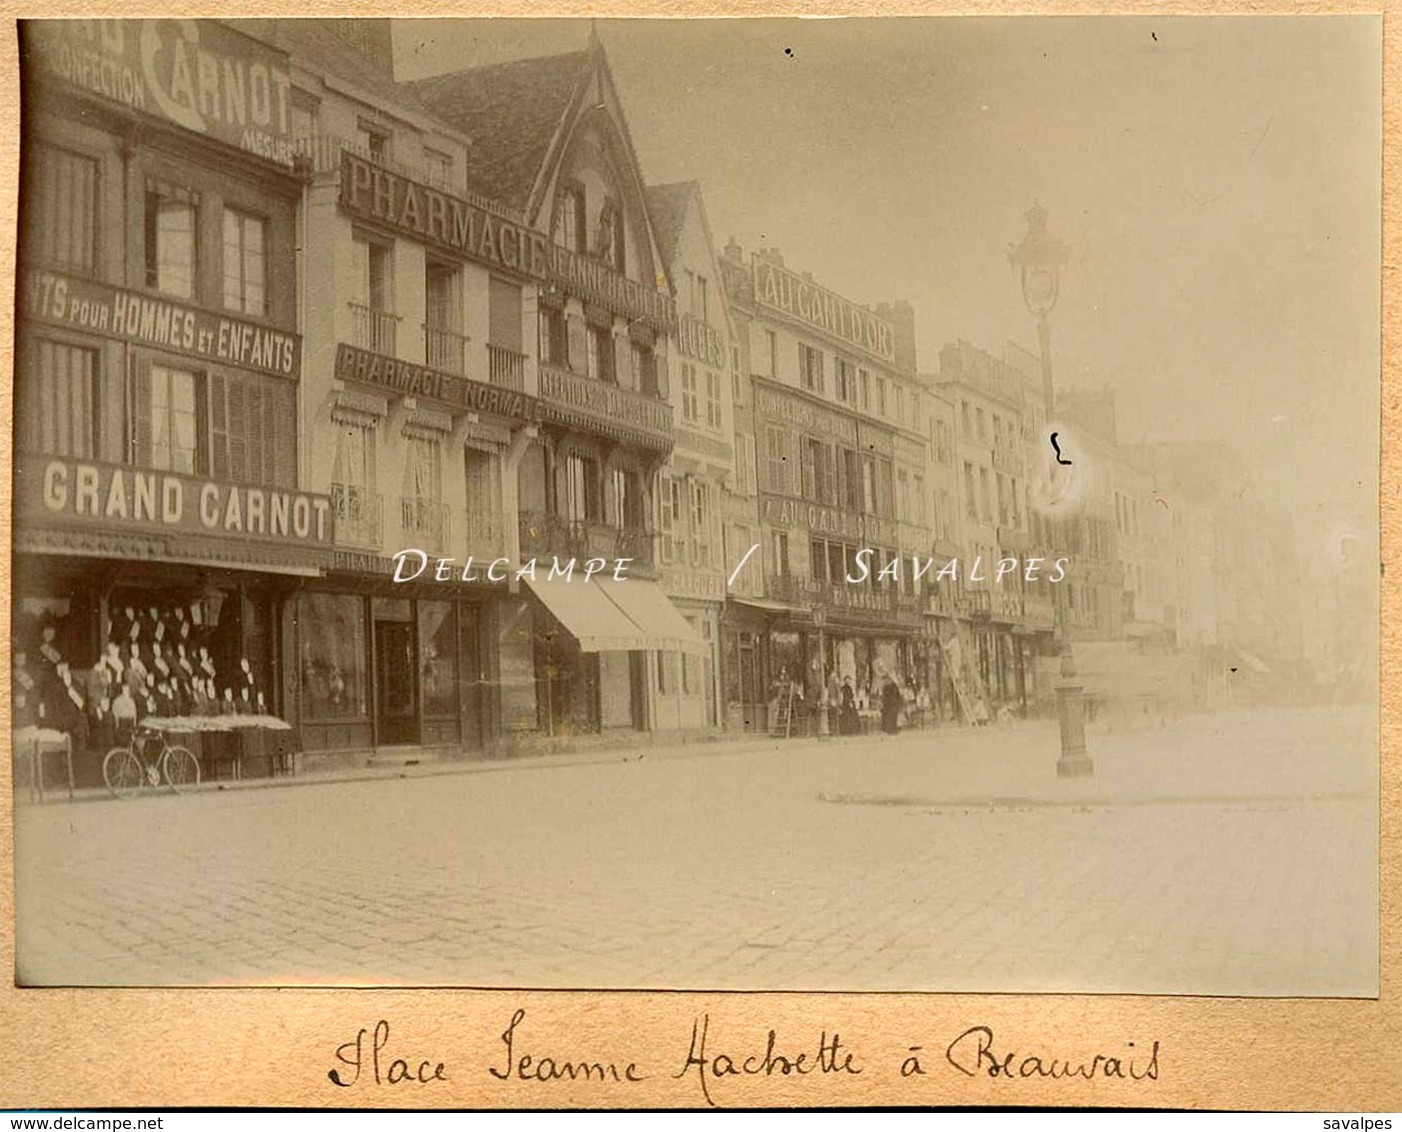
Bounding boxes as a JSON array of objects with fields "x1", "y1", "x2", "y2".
[{"x1": 284, "y1": 544, "x2": 505, "y2": 763}]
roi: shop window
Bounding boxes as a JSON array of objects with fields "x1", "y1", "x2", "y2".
[
  {"x1": 22, "y1": 338, "x2": 98, "y2": 458},
  {"x1": 27, "y1": 143, "x2": 98, "y2": 276},
  {"x1": 222, "y1": 208, "x2": 267, "y2": 317},
  {"x1": 540, "y1": 304, "x2": 569, "y2": 368},
  {"x1": 681, "y1": 363, "x2": 699, "y2": 423},
  {"x1": 799, "y1": 343, "x2": 824, "y2": 393},
  {"x1": 300, "y1": 593, "x2": 368, "y2": 719},
  {"x1": 131, "y1": 362, "x2": 201, "y2": 474},
  {"x1": 144, "y1": 181, "x2": 198, "y2": 299},
  {"x1": 209, "y1": 371, "x2": 295, "y2": 487},
  {"x1": 418, "y1": 600, "x2": 459, "y2": 718}
]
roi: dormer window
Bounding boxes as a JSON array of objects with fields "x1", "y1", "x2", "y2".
[{"x1": 555, "y1": 185, "x2": 586, "y2": 254}]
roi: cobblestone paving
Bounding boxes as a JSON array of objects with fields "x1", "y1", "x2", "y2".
[{"x1": 14, "y1": 707, "x2": 1377, "y2": 995}]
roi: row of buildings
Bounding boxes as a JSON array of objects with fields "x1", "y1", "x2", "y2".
[{"x1": 14, "y1": 19, "x2": 1336, "y2": 779}]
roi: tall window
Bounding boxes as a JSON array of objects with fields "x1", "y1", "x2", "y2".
[
  {"x1": 209, "y1": 371, "x2": 295, "y2": 487},
  {"x1": 23, "y1": 339, "x2": 98, "y2": 458},
  {"x1": 691, "y1": 480, "x2": 713, "y2": 567},
  {"x1": 132, "y1": 363, "x2": 201, "y2": 473},
  {"x1": 859, "y1": 369, "x2": 871, "y2": 412},
  {"x1": 877, "y1": 377, "x2": 888, "y2": 416},
  {"x1": 961, "y1": 401, "x2": 971, "y2": 437},
  {"x1": 563, "y1": 452, "x2": 600, "y2": 522},
  {"x1": 145, "y1": 183, "x2": 197, "y2": 299},
  {"x1": 659, "y1": 475, "x2": 683, "y2": 562},
  {"x1": 705, "y1": 371, "x2": 723, "y2": 429},
  {"x1": 222, "y1": 208, "x2": 267, "y2": 316},
  {"x1": 540, "y1": 304, "x2": 569, "y2": 368},
  {"x1": 633, "y1": 342, "x2": 658, "y2": 395},
  {"x1": 896, "y1": 469, "x2": 910, "y2": 521},
  {"x1": 771, "y1": 529, "x2": 790, "y2": 577},
  {"x1": 404, "y1": 434, "x2": 443, "y2": 506},
  {"x1": 979, "y1": 466, "x2": 991, "y2": 522},
  {"x1": 556, "y1": 186, "x2": 586, "y2": 253},
  {"x1": 734, "y1": 431, "x2": 756, "y2": 495},
  {"x1": 681, "y1": 363, "x2": 699, "y2": 423},
  {"x1": 355, "y1": 122, "x2": 390, "y2": 163},
  {"x1": 861, "y1": 455, "x2": 876, "y2": 514},
  {"x1": 835, "y1": 358, "x2": 856, "y2": 403},
  {"x1": 422, "y1": 147, "x2": 453, "y2": 188},
  {"x1": 810, "y1": 538, "x2": 828, "y2": 583},
  {"x1": 799, "y1": 343, "x2": 824, "y2": 393},
  {"x1": 765, "y1": 426, "x2": 791, "y2": 494},
  {"x1": 28, "y1": 144, "x2": 98, "y2": 275},
  {"x1": 332, "y1": 417, "x2": 378, "y2": 540},
  {"x1": 612, "y1": 467, "x2": 642, "y2": 530},
  {"x1": 976, "y1": 407, "x2": 987, "y2": 441},
  {"x1": 877, "y1": 457, "x2": 895, "y2": 516},
  {"x1": 842, "y1": 448, "x2": 862, "y2": 511},
  {"x1": 765, "y1": 330, "x2": 779, "y2": 377},
  {"x1": 351, "y1": 235, "x2": 395, "y2": 354},
  {"x1": 895, "y1": 386, "x2": 906, "y2": 423},
  {"x1": 587, "y1": 325, "x2": 615, "y2": 383},
  {"x1": 964, "y1": 462, "x2": 977, "y2": 519}
]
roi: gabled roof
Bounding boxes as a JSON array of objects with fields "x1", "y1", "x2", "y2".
[
  {"x1": 643, "y1": 181, "x2": 696, "y2": 273},
  {"x1": 404, "y1": 50, "x2": 591, "y2": 212}
]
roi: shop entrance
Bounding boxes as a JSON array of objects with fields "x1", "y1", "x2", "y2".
[{"x1": 373, "y1": 600, "x2": 420, "y2": 746}]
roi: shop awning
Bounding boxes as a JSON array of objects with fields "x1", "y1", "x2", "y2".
[
  {"x1": 598, "y1": 579, "x2": 711, "y2": 656},
  {"x1": 523, "y1": 577, "x2": 650, "y2": 652}
]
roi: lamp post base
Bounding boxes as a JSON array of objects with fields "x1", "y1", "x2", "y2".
[{"x1": 1055, "y1": 682, "x2": 1094, "y2": 777}]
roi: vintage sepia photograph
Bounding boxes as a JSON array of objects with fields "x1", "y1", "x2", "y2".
[{"x1": 10, "y1": 15, "x2": 1381, "y2": 997}]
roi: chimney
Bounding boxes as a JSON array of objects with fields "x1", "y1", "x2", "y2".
[
  {"x1": 723, "y1": 237, "x2": 743, "y2": 264},
  {"x1": 875, "y1": 300, "x2": 919, "y2": 376}
]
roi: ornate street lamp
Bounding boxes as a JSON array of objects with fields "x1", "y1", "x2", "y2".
[{"x1": 1009, "y1": 203, "x2": 1093, "y2": 777}]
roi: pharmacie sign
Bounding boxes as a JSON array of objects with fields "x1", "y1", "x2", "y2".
[
  {"x1": 24, "y1": 268, "x2": 301, "y2": 380},
  {"x1": 23, "y1": 459, "x2": 334, "y2": 546},
  {"x1": 752, "y1": 260, "x2": 895, "y2": 364},
  {"x1": 335, "y1": 344, "x2": 540, "y2": 423},
  {"x1": 24, "y1": 20, "x2": 295, "y2": 167},
  {"x1": 338, "y1": 152, "x2": 676, "y2": 333}
]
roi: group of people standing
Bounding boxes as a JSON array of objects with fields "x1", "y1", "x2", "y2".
[{"x1": 769, "y1": 666, "x2": 933, "y2": 737}]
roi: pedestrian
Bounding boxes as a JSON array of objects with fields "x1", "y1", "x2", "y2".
[
  {"x1": 840, "y1": 677, "x2": 859, "y2": 735},
  {"x1": 880, "y1": 674, "x2": 903, "y2": 735}
]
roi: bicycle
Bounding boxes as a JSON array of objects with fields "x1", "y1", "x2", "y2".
[{"x1": 103, "y1": 725, "x2": 201, "y2": 799}]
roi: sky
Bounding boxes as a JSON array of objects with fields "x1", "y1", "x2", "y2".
[{"x1": 394, "y1": 16, "x2": 1381, "y2": 554}]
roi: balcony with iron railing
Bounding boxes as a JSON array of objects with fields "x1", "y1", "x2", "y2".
[
  {"x1": 462, "y1": 508, "x2": 502, "y2": 558},
  {"x1": 330, "y1": 484, "x2": 383, "y2": 550},
  {"x1": 488, "y1": 344, "x2": 527, "y2": 391},
  {"x1": 517, "y1": 511, "x2": 653, "y2": 568},
  {"x1": 400, "y1": 496, "x2": 450, "y2": 555},
  {"x1": 425, "y1": 324, "x2": 468, "y2": 375},
  {"x1": 348, "y1": 301, "x2": 399, "y2": 356}
]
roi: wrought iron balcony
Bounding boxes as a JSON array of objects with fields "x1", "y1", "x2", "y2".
[
  {"x1": 330, "y1": 484, "x2": 382, "y2": 550},
  {"x1": 400, "y1": 495, "x2": 450, "y2": 554},
  {"x1": 488, "y1": 344, "x2": 527, "y2": 391},
  {"x1": 348, "y1": 301, "x2": 399, "y2": 356},
  {"x1": 425, "y1": 324, "x2": 468, "y2": 375}
]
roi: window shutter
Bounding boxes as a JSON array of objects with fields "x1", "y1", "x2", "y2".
[{"x1": 130, "y1": 359, "x2": 152, "y2": 466}]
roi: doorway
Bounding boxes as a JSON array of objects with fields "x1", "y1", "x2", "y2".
[{"x1": 374, "y1": 603, "x2": 419, "y2": 746}]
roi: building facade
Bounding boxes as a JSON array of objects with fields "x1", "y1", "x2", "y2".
[{"x1": 15, "y1": 19, "x2": 324, "y2": 782}]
